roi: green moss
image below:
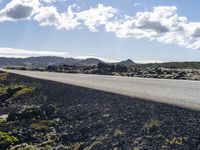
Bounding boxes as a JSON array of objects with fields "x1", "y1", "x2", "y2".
[
  {"x1": 113, "y1": 129, "x2": 122, "y2": 137},
  {"x1": 0, "y1": 72, "x2": 9, "y2": 81},
  {"x1": 0, "y1": 83, "x2": 34, "y2": 97},
  {"x1": 165, "y1": 137, "x2": 186, "y2": 145},
  {"x1": 7, "y1": 84, "x2": 35, "y2": 97},
  {"x1": 0, "y1": 118, "x2": 5, "y2": 124},
  {"x1": 142, "y1": 118, "x2": 159, "y2": 134},
  {"x1": 10, "y1": 144, "x2": 39, "y2": 150},
  {"x1": 0, "y1": 131, "x2": 18, "y2": 148},
  {"x1": 73, "y1": 142, "x2": 85, "y2": 150},
  {"x1": 14, "y1": 87, "x2": 34, "y2": 97},
  {"x1": 133, "y1": 147, "x2": 140, "y2": 150},
  {"x1": 113, "y1": 147, "x2": 119, "y2": 150},
  {"x1": 0, "y1": 86, "x2": 7, "y2": 96},
  {"x1": 31, "y1": 120, "x2": 54, "y2": 131}
]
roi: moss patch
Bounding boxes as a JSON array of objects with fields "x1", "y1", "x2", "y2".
[
  {"x1": 31, "y1": 120, "x2": 55, "y2": 131},
  {"x1": 113, "y1": 128, "x2": 123, "y2": 137},
  {"x1": 0, "y1": 85, "x2": 7, "y2": 96},
  {"x1": 165, "y1": 137, "x2": 186, "y2": 145},
  {"x1": 10, "y1": 144, "x2": 39, "y2": 150},
  {"x1": 14, "y1": 86, "x2": 35, "y2": 97},
  {"x1": 0, "y1": 131, "x2": 18, "y2": 149},
  {"x1": 0, "y1": 72, "x2": 9, "y2": 81},
  {"x1": 142, "y1": 118, "x2": 159, "y2": 134},
  {"x1": 0, "y1": 83, "x2": 35, "y2": 98}
]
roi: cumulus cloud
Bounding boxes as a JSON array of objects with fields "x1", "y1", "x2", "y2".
[
  {"x1": 105, "y1": 6, "x2": 200, "y2": 50},
  {"x1": 34, "y1": 6, "x2": 60, "y2": 27},
  {"x1": 34, "y1": 4, "x2": 117, "y2": 31},
  {"x1": 76, "y1": 4, "x2": 118, "y2": 32},
  {"x1": 106, "y1": 6, "x2": 178, "y2": 38},
  {"x1": 0, "y1": 0, "x2": 39, "y2": 21},
  {"x1": 34, "y1": 4, "x2": 80, "y2": 30}
]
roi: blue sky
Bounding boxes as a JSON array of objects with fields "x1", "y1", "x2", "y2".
[{"x1": 0, "y1": 0, "x2": 200, "y2": 63}]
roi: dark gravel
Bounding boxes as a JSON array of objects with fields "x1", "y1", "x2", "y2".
[{"x1": 0, "y1": 72, "x2": 200, "y2": 150}]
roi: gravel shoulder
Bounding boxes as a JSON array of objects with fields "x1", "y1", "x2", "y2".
[{"x1": 0, "y1": 72, "x2": 200, "y2": 149}]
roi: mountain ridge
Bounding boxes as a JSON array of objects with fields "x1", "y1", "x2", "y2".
[{"x1": 0, "y1": 56, "x2": 130, "y2": 67}]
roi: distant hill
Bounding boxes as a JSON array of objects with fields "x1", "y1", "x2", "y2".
[
  {"x1": 76, "y1": 58, "x2": 103, "y2": 66},
  {"x1": 0, "y1": 56, "x2": 199, "y2": 69},
  {"x1": 0, "y1": 56, "x2": 67, "y2": 67},
  {"x1": 118, "y1": 59, "x2": 135, "y2": 66},
  {"x1": 0, "y1": 56, "x2": 103, "y2": 67}
]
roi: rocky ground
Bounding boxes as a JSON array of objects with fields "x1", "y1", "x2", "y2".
[
  {"x1": 121, "y1": 67, "x2": 200, "y2": 81},
  {"x1": 0, "y1": 71, "x2": 200, "y2": 150}
]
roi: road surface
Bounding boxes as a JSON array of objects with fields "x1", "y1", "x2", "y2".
[{"x1": 4, "y1": 69, "x2": 200, "y2": 110}]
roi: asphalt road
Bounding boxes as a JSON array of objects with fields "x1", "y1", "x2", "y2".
[{"x1": 4, "y1": 69, "x2": 200, "y2": 110}]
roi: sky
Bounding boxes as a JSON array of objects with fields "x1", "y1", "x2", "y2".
[{"x1": 0, "y1": 0, "x2": 200, "y2": 63}]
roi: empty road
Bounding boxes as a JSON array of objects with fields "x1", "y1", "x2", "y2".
[{"x1": 4, "y1": 69, "x2": 200, "y2": 110}]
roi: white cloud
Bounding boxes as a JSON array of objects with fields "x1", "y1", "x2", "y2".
[
  {"x1": 75, "y1": 55, "x2": 119, "y2": 63},
  {"x1": 41, "y1": 0, "x2": 66, "y2": 4},
  {"x1": 1, "y1": 1, "x2": 200, "y2": 50},
  {"x1": 33, "y1": 3, "x2": 117, "y2": 31},
  {"x1": 0, "y1": 0, "x2": 40, "y2": 21},
  {"x1": 41, "y1": 0, "x2": 56, "y2": 3},
  {"x1": 0, "y1": 47, "x2": 117, "y2": 62},
  {"x1": 76, "y1": 4, "x2": 118, "y2": 32},
  {"x1": 135, "y1": 59, "x2": 164, "y2": 64},
  {"x1": 34, "y1": 6, "x2": 60, "y2": 27},
  {"x1": 0, "y1": 47, "x2": 69, "y2": 58},
  {"x1": 106, "y1": 6, "x2": 178, "y2": 38},
  {"x1": 105, "y1": 6, "x2": 200, "y2": 50},
  {"x1": 34, "y1": 4, "x2": 80, "y2": 30}
]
